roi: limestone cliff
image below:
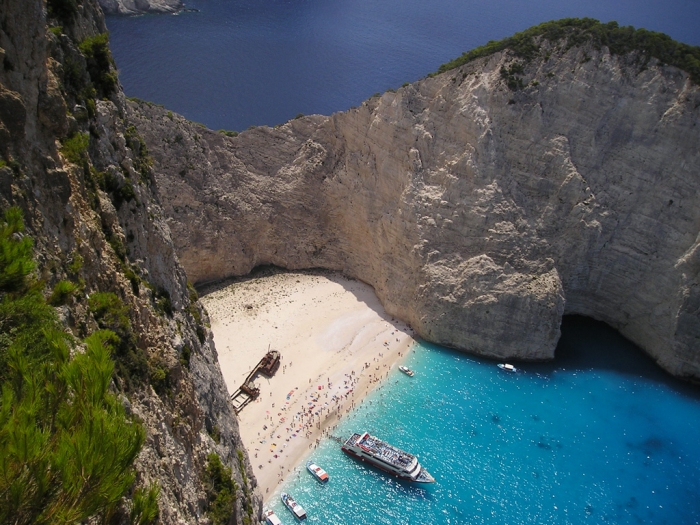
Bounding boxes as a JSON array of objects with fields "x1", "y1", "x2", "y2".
[
  {"x1": 131, "y1": 37, "x2": 700, "y2": 381},
  {"x1": 99, "y1": 0, "x2": 183, "y2": 16},
  {"x1": 0, "y1": 0, "x2": 258, "y2": 522}
]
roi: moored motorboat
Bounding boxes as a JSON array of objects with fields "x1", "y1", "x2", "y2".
[
  {"x1": 341, "y1": 432, "x2": 435, "y2": 483},
  {"x1": 281, "y1": 492, "x2": 307, "y2": 520},
  {"x1": 497, "y1": 363, "x2": 517, "y2": 372},
  {"x1": 263, "y1": 508, "x2": 283, "y2": 525},
  {"x1": 399, "y1": 365, "x2": 414, "y2": 377},
  {"x1": 306, "y1": 460, "x2": 329, "y2": 483}
]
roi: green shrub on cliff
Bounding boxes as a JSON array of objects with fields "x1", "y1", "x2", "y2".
[
  {"x1": 60, "y1": 132, "x2": 89, "y2": 165},
  {"x1": 48, "y1": 279, "x2": 78, "y2": 305},
  {"x1": 0, "y1": 208, "x2": 34, "y2": 294},
  {"x1": 88, "y1": 291, "x2": 149, "y2": 391},
  {"x1": 500, "y1": 62, "x2": 525, "y2": 90},
  {"x1": 435, "y1": 18, "x2": 700, "y2": 84},
  {"x1": 129, "y1": 484, "x2": 161, "y2": 525},
  {"x1": 79, "y1": 33, "x2": 118, "y2": 97},
  {"x1": 204, "y1": 453, "x2": 238, "y2": 525},
  {"x1": 0, "y1": 208, "x2": 148, "y2": 524}
]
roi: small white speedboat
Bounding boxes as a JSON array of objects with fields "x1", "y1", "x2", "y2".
[
  {"x1": 263, "y1": 508, "x2": 283, "y2": 525},
  {"x1": 399, "y1": 365, "x2": 415, "y2": 377},
  {"x1": 497, "y1": 363, "x2": 517, "y2": 373},
  {"x1": 306, "y1": 460, "x2": 329, "y2": 483},
  {"x1": 281, "y1": 492, "x2": 307, "y2": 520}
]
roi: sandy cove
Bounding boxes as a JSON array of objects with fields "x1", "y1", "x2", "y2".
[{"x1": 199, "y1": 269, "x2": 416, "y2": 501}]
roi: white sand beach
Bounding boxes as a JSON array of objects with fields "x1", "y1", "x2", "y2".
[{"x1": 200, "y1": 270, "x2": 416, "y2": 501}]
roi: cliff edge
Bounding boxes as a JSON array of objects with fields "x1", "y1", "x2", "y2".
[
  {"x1": 0, "y1": 0, "x2": 258, "y2": 522},
  {"x1": 131, "y1": 23, "x2": 700, "y2": 380},
  {"x1": 99, "y1": 0, "x2": 183, "y2": 16}
]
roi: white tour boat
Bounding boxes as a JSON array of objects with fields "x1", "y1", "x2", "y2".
[
  {"x1": 306, "y1": 461, "x2": 329, "y2": 483},
  {"x1": 399, "y1": 365, "x2": 415, "y2": 377},
  {"x1": 341, "y1": 432, "x2": 435, "y2": 483},
  {"x1": 263, "y1": 509, "x2": 283, "y2": 525},
  {"x1": 497, "y1": 363, "x2": 517, "y2": 373},
  {"x1": 281, "y1": 492, "x2": 307, "y2": 520}
]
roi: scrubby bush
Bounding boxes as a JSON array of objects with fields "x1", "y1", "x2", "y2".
[
  {"x1": 130, "y1": 484, "x2": 161, "y2": 525},
  {"x1": 186, "y1": 283, "x2": 207, "y2": 343},
  {"x1": 88, "y1": 292, "x2": 130, "y2": 337},
  {"x1": 48, "y1": 279, "x2": 78, "y2": 305},
  {"x1": 435, "y1": 18, "x2": 700, "y2": 84},
  {"x1": 88, "y1": 291, "x2": 148, "y2": 391},
  {"x1": 0, "y1": 208, "x2": 34, "y2": 293},
  {"x1": 0, "y1": 208, "x2": 151, "y2": 523},
  {"x1": 155, "y1": 287, "x2": 173, "y2": 317},
  {"x1": 105, "y1": 230, "x2": 127, "y2": 261},
  {"x1": 103, "y1": 171, "x2": 137, "y2": 209},
  {"x1": 180, "y1": 344, "x2": 192, "y2": 369},
  {"x1": 60, "y1": 132, "x2": 89, "y2": 165},
  {"x1": 500, "y1": 62, "x2": 526, "y2": 90},
  {"x1": 122, "y1": 263, "x2": 142, "y2": 296},
  {"x1": 0, "y1": 329, "x2": 146, "y2": 523},
  {"x1": 124, "y1": 125, "x2": 153, "y2": 182},
  {"x1": 204, "y1": 453, "x2": 237, "y2": 525},
  {"x1": 150, "y1": 366, "x2": 171, "y2": 397},
  {"x1": 79, "y1": 33, "x2": 117, "y2": 97}
]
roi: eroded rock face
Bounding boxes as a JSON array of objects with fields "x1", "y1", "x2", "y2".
[
  {"x1": 0, "y1": 0, "x2": 259, "y2": 522},
  {"x1": 131, "y1": 46, "x2": 700, "y2": 379},
  {"x1": 99, "y1": 0, "x2": 183, "y2": 16}
]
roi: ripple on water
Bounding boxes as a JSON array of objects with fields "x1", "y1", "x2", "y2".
[{"x1": 269, "y1": 317, "x2": 700, "y2": 524}]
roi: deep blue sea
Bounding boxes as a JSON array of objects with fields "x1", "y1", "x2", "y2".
[
  {"x1": 106, "y1": 0, "x2": 700, "y2": 131},
  {"x1": 268, "y1": 317, "x2": 700, "y2": 524}
]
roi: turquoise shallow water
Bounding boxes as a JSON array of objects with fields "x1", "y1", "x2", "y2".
[{"x1": 268, "y1": 317, "x2": 700, "y2": 524}]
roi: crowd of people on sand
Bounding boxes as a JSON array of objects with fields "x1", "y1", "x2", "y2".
[{"x1": 244, "y1": 322, "x2": 417, "y2": 496}]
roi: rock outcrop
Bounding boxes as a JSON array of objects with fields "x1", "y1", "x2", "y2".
[
  {"x1": 99, "y1": 0, "x2": 183, "y2": 16},
  {"x1": 0, "y1": 0, "x2": 258, "y2": 522},
  {"x1": 131, "y1": 42, "x2": 700, "y2": 380}
]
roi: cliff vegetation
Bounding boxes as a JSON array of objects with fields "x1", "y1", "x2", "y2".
[
  {"x1": 0, "y1": 0, "x2": 260, "y2": 522},
  {"x1": 0, "y1": 207, "x2": 159, "y2": 524},
  {"x1": 436, "y1": 18, "x2": 700, "y2": 84}
]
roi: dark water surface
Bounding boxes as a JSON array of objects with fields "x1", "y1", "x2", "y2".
[{"x1": 107, "y1": 0, "x2": 700, "y2": 130}]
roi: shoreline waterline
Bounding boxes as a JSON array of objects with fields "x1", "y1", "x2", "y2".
[
  {"x1": 200, "y1": 269, "x2": 416, "y2": 501},
  {"x1": 266, "y1": 321, "x2": 700, "y2": 524}
]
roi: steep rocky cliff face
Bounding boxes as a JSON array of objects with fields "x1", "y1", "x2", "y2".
[
  {"x1": 98, "y1": 0, "x2": 183, "y2": 16},
  {"x1": 0, "y1": 0, "x2": 258, "y2": 522},
  {"x1": 131, "y1": 42, "x2": 700, "y2": 380}
]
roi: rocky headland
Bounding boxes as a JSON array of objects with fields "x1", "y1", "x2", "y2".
[
  {"x1": 0, "y1": 0, "x2": 257, "y2": 522},
  {"x1": 98, "y1": 0, "x2": 183, "y2": 16},
  {"x1": 130, "y1": 23, "x2": 700, "y2": 381}
]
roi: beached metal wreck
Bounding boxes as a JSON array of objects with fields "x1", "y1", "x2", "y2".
[{"x1": 230, "y1": 349, "x2": 281, "y2": 413}]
